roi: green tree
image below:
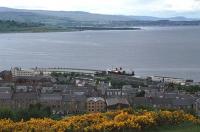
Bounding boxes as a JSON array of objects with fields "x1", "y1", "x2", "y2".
[
  {"x1": 15, "y1": 109, "x2": 30, "y2": 121},
  {"x1": 0, "y1": 108, "x2": 14, "y2": 119}
]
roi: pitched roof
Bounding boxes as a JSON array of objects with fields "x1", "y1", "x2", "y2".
[
  {"x1": 133, "y1": 97, "x2": 149, "y2": 105},
  {"x1": 13, "y1": 92, "x2": 38, "y2": 100},
  {"x1": 151, "y1": 98, "x2": 173, "y2": 105},
  {"x1": 172, "y1": 98, "x2": 194, "y2": 106},
  {"x1": 62, "y1": 94, "x2": 86, "y2": 102},
  {"x1": 87, "y1": 97, "x2": 105, "y2": 102},
  {"x1": 0, "y1": 93, "x2": 12, "y2": 99},
  {"x1": 14, "y1": 76, "x2": 56, "y2": 82},
  {"x1": 0, "y1": 87, "x2": 11, "y2": 93},
  {"x1": 40, "y1": 94, "x2": 62, "y2": 101},
  {"x1": 106, "y1": 98, "x2": 129, "y2": 106}
]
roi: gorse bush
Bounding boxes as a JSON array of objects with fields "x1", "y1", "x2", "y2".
[{"x1": 0, "y1": 109, "x2": 199, "y2": 132}]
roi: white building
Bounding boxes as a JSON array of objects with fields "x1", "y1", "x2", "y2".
[
  {"x1": 11, "y1": 67, "x2": 103, "y2": 77},
  {"x1": 11, "y1": 67, "x2": 43, "y2": 77}
]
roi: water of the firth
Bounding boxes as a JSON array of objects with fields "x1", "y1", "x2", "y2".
[{"x1": 0, "y1": 26, "x2": 200, "y2": 81}]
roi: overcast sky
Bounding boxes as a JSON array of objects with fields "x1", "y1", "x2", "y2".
[{"x1": 1, "y1": 0, "x2": 200, "y2": 17}]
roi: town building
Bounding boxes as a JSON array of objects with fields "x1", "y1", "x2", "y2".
[
  {"x1": 0, "y1": 86, "x2": 13, "y2": 108},
  {"x1": 11, "y1": 67, "x2": 36, "y2": 77},
  {"x1": 106, "y1": 98, "x2": 130, "y2": 110},
  {"x1": 62, "y1": 92, "x2": 86, "y2": 114},
  {"x1": 132, "y1": 94, "x2": 196, "y2": 110},
  {"x1": 13, "y1": 76, "x2": 56, "y2": 86},
  {"x1": 87, "y1": 97, "x2": 106, "y2": 113},
  {"x1": 12, "y1": 92, "x2": 38, "y2": 109},
  {"x1": 195, "y1": 98, "x2": 200, "y2": 116},
  {"x1": 39, "y1": 93, "x2": 63, "y2": 114}
]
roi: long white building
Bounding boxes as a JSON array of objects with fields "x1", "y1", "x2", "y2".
[
  {"x1": 11, "y1": 67, "x2": 103, "y2": 77},
  {"x1": 11, "y1": 67, "x2": 37, "y2": 77}
]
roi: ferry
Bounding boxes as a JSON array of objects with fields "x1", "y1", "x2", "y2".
[{"x1": 107, "y1": 67, "x2": 135, "y2": 76}]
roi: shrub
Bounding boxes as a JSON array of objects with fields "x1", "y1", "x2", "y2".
[{"x1": 0, "y1": 109, "x2": 199, "y2": 131}]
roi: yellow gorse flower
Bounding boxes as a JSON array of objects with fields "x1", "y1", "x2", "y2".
[{"x1": 0, "y1": 109, "x2": 199, "y2": 132}]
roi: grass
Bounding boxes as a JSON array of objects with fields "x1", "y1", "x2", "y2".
[{"x1": 145, "y1": 122, "x2": 200, "y2": 132}]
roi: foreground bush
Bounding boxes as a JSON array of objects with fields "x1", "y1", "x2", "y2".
[{"x1": 0, "y1": 109, "x2": 199, "y2": 132}]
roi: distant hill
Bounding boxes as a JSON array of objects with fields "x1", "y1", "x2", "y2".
[
  {"x1": 0, "y1": 7, "x2": 156, "y2": 22},
  {"x1": 0, "y1": 7, "x2": 198, "y2": 22},
  {"x1": 0, "y1": 7, "x2": 200, "y2": 31},
  {"x1": 0, "y1": 8, "x2": 75, "y2": 26}
]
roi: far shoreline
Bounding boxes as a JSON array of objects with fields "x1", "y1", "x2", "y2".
[{"x1": 0, "y1": 27, "x2": 142, "y2": 34}]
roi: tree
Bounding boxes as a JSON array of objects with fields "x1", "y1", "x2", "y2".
[
  {"x1": 28, "y1": 103, "x2": 51, "y2": 118},
  {"x1": 15, "y1": 109, "x2": 30, "y2": 121},
  {"x1": 0, "y1": 108, "x2": 14, "y2": 120},
  {"x1": 136, "y1": 90, "x2": 145, "y2": 97}
]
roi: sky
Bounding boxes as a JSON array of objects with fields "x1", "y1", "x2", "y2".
[{"x1": 0, "y1": 0, "x2": 200, "y2": 17}]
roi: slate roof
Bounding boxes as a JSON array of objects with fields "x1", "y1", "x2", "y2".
[
  {"x1": 106, "y1": 98, "x2": 129, "y2": 106},
  {"x1": 13, "y1": 92, "x2": 38, "y2": 100},
  {"x1": 62, "y1": 94, "x2": 86, "y2": 102},
  {"x1": 196, "y1": 98, "x2": 200, "y2": 103},
  {"x1": 151, "y1": 97, "x2": 173, "y2": 105},
  {"x1": 0, "y1": 87, "x2": 11, "y2": 93},
  {"x1": 40, "y1": 94, "x2": 62, "y2": 101},
  {"x1": 14, "y1": 76, "x2": 56, "y2": 83},
  {"x1": 0, "y1": 93, "x2": 12, "y2": 99},
  {"x1": 172, "y1": 98, "x2": 194, "y2": 106},
  {"x1": 133, "y1": 97, "x2": 149, "y2": 105},
  {"x1": 87, "y1": 97, "x2": 105, "y2": 102}
]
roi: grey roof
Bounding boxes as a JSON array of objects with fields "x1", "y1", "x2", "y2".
[
  {"x1": 196, "y1": 98, "x2": 200, "y2": 103},
  {"x1": 0, "y1": 82, "x2": 14, "y2": 87},
  {"x1": 122, "y1": 85, "x2": 133, "y2": 90},
  {"x1": 106, "y1": 98, "x2": 129, "y2": 106},
  {"x1": 87, "y1": 97, "x2": 105, "y2": 102},
  {"x1": 133, "y1": 97, "x2": 149, "y2": 105},
  {"x1": 151, "y1": 98, "x2": 173, "y2": 105},
  {"x1": 40, "y1": 94, "x2": 62, "y2": 101},
  {"x1": 61, "y1": 85, "x2": 90, "y2": 94},
  {"x1": 74, "y1": 92, "x2": 85, "y2": 96},
  {"x1": 178, "y1": 94, "x2": 196, "y2": 100},
  {"x1": 14, "y1": 76, "x2": 56, "y2": 83},
  {"x1": 172, "y1": 98, "x2": 194, "y2": 106},
  {"x1": 13, "y1": 92, "x2": 38, "y2": 100},
  {"x1": 16, "y1": 85, "x2": 27, "y2": 89},
  {"x1": 62, "y1": 94, "x2": 86, "y2": 102},
  {"x1": 0, "y1": 87, "x2": 11, "y2": 93},
  {"x1": 0, "y1": 93, "x2": 12, "y2": 99},
  {"x1": 132, "y1": 95, "x2": 195, "y2": 107},
  {"x1": 164, "y1": 93, "x2": 179, "y2": 98},
  {"x1": 106, "y1": 89, "x2": 121, "y2": 91}
]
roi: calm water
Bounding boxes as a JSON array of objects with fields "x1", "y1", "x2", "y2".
[{"x1": 0, "y1": 26, "x2": 200, "y2": 81}]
